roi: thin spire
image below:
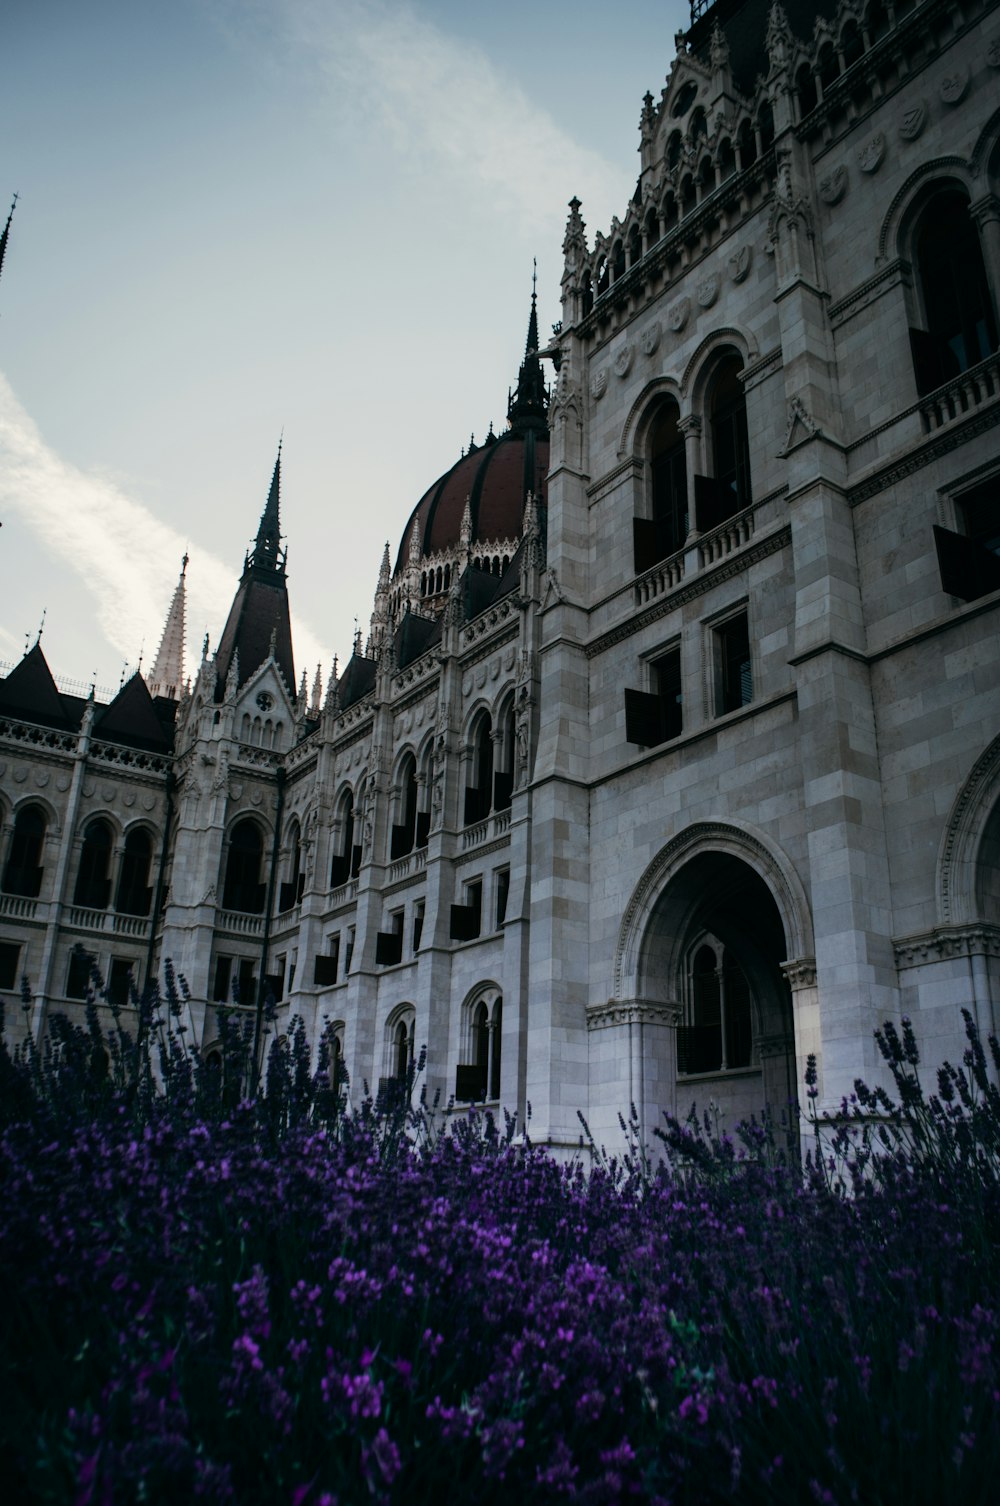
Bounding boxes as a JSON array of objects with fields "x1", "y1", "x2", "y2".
[
  {"x1": 249, "y1": 437, "x2": 284, "y2": 573},
  {"x1": 147, "y1": 553, "x2": 188, "y2": 700},
  {"x1": 525, "y1": 257, "x2": 539, "y2": 357},
  {"x1": 508, "y1": 265, "x2": 548, "y2": 434},
  {"x1": 0, "y1": 193, "x2": 18, "y2": 291}
]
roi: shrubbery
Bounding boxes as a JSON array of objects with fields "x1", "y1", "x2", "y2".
[{"x1": 1, "y1": 966, "x2": 998, "y2": 1503}]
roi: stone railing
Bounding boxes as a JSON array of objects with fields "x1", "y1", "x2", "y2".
[
  {"x1": 0, "y1": 893, "x2": 39, "y2": 922},
  {"x1": 634, "y1": 553, "x2": 685, "y2": 607},
  {"x1": 63, "y1": 906, "x2": 152, "y2": 940},
  {"x1": 698, "y1": 508, "x2": 754, "y2": 568},
  {"x1": 388, "y1": 848, "x2": 428, "y2": 884},
  {"x1": 919, "y1": 352, "x2": 1000, "y2": 433},
  {"x1": 329, "y1": 880, "x2": 359, "y2": 909},
  {"x1": 216, "y1": 910, "x2": 264, "y2": 938}
]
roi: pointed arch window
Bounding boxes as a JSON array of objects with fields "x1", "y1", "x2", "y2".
[
  {"x1": 279, "y1": 818, "x2": 303, "y2": 912},
  {"x1": 391, "y1": 754, "x2": 419, "y2": 859},
  {"x1": 695, "y1": 353, "x2": 750, "y2": 532},
  {"x1": 3, "y1": 805, "x2": 46, "y2": 898},
  {"x1": 330, "y1": 791, "x2": 361, "y2": 887},
  {"x1": 464, "y1": 713, "x2": 494, "y2": 825},
  {"x1": 222, "y1": 819, "x2": 265, "y2": 914},
  {"x1": 456, "y1": 990, "x2": 502, "y2": 1101},
  {"x1": 678, "y1": 939, "x2": 753, "y2": 1074},
  {"x1": 909, "y1": 189, "x2": 997, "y2": 396},
  {"x1": 74, "y1": 818, "x2": 113, "y2": 910},
  {"x1": 634, "y1": 398, "x2": 688, "y2": 574},
  {"x1": 116, "y1": 828, "x2": 153, "y2": 916}
]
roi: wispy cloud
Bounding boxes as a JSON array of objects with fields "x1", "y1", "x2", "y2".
[
  {"x1": 0, "y1": 374, "x2": 333, "y2": 690},
  {"x1": 284, "y1": 0, "x2": 622, "y2": 235}
]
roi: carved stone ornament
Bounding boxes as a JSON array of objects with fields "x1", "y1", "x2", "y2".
[
  {"x1": 728, "y1": 244, "x2": 752, "y2": 283},
  {"x1": 590, "y1": 369, "x2": 608, "y2": 401},
  {"x1": 939, "y1": 66, "x2": 969, "y2": 104},
  {"x1": 613, "y1": 343, "x2": 634, "y2": 378},
  {"x1": 667, "y1": 296, "x2": 690, "y2": 332},
  {"x1": 898, "y1": 101, "x2": 927, "y2": 141},
  {"x1": 696, "y1": 272, "x2": 720, "y2": 308},
  {"x1": 818, "y1": 165, "x2": 848, "y2": 205},
  {"x1": 641, "y1": 321, "x2": 662, "y2": 356},
  {"x1": 34, "y1": 770, "x2": 50, "y2": 788},
  {"x1": 857, "y1": 133, "x2": 886, "y2": 174},
  {"x1": 988, "y1": 36, "x2": 1000, "y2": 68}
]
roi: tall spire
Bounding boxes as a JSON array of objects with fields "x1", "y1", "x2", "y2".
[
  {"x1": 508, "y1": 265, "x2": 548, "y2": 435},
  {"x1": 147, "y1": 553, "x2": 188, "y2": 700},
  {"x1": 0, "y1": 193, "x2": 18, "y2": 294},
  {"x1": 248, "y1": 437, "x2": 284, "y2": 574}
]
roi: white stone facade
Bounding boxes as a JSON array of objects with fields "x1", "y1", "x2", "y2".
[{"x1": 2, "y1": 0, "x2": 999, "y2": 1155}]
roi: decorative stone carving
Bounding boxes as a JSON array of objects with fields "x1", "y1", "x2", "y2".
[
  {"x1": 696, "y1": 272, "x2": 720, "y2": 308},
  {"x1": 939, "y1": 66, "x2": 969, "y2": 104},
  {"x1": 586, "y1": 998, "x2": 682, "y2": 1031},
  {"x1": 613, "y1": 343, "x2": 634, "y2": 378},
  {"x1": 857, "y1": 133, "x2": 886, "y2": 174},
  {"x1": 780, "y1": 957, "x2": 817, "y2": 990},
  {"x1": 667, "y1": 296, "x2": 690, "y2": 332},
  {"x1": 641, "y1": 321, "x2": 661, "y2": 356},
  {"x1": 987, "y1": 36, "x2": 1000, "y2": 67},
  {"x1": 818, "y1": 165, "x2": 848, "y2": 205},
  {"x1": 898, "y1": 101, "x2": 927, "y2": 141},
  {"x1": 590, "y1": 369, "x2": 608, "y2": 401},
  {"x1": 728, "y1": 245, "x2": 752, "y2": 283}
]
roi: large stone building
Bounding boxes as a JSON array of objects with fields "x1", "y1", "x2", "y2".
[{"x1": 2, "y1": 0, "x2": 999, "y2": 1152}]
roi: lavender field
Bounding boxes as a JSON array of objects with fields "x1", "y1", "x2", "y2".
[{"x1": 2, "y1": 973, "x2": 998, "y2": 1504}]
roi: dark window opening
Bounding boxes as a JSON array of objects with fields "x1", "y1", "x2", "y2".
[
  {"x1": 634, "y1": 402, "x2": 688, "y2": 574},
  {"x1": 314, "y1": 936, "x2": 340, "y2": 987},
  {"x1": 213, "y1": 954, "x2": 234, "y2": 1003},
  {"x1": 495, "y1": 869, "x2": 510, "y2": 929},
  {"x1": 234, "y1": 958, "x2": 257, "y2": 1006},
  {"x1": 116, "y1": 828, "x2": 153, "y2": 916},
  {"x1": 376, "y1": 910, "x2": 404, "y2": 967},
  {"x1": 625, "y1": 647, "x2": 683, "y2": 748},
  {"x1": 66, "y1": 948, "x2": 95, "y2": 1001},
  {"x1": 678, "y1": 946, "x2": 753, "y2": 1074},
  {"x1": 108, "y1": 958, "x2": 135, "y2": 1009},
  {"x1": 450, "y1": 879, "x2": 482, "y2": 942},
  {"x1": 330, "y1": 795, "x2": 358, "y2": 887},
  {"x1": 716, "y1": 614, "x2": 752, "y2": 715},
  {"x1": 74, "y1": 819, "x2": 113, "y2": 910},
  {"x1": 464, "y1": 717, "x2": 494, "y2": 825},
  {"x1": 0, "y1": 941, "x2": 21, "y2": 990},
  {"x1": 391, "y1": 758, "x2": 418, "y2": 858},
  {"x1": 934, "y1": 479, "x2": 1000, "y2": 601},
  {"x1": 223, "y1": 820, "x2": 265, "y2": 913},
  {"x1": 3, "y1": 805, "x2": 46, "y2": 898},
  {"x1": 412, "y1": 902, "x2": 425, "y2": 953},
  {"x1": 911, "y1": 190, "x2": 997, "y2": 395}
]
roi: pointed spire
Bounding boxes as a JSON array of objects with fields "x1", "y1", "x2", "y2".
[
  {"x1": 508, "y1": 268, "x2": 548, "y2": 435},
  {"x1": 0, "y1": 193, "x2": 18, "y2": 293},
  {"x1": 310, "y1": 663, "x2": 323, "y2": 716},
  {"x1": 378, "y1": 541, "x2": 391, "y2": 587},
  {"x1": 324, "y1": 655, "x2": 340, "y2": 713},
  {"x1": 147, "y1": 553, "x2": 188, "y2": 700},
  {"x1": 298, "y1": 666, "x2": 309, "y2": 704},
  {"x1": 248, "y1": 437, "x2": 284, "y2": 574}
]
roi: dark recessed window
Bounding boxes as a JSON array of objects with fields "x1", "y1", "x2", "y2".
[{"x1": 715, "y1": 614, "x2": 752, "y2": 716}]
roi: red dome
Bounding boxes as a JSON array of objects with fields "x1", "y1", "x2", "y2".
[{"x1": 393, "y1": 426, "x2": 549, "y2": 578}]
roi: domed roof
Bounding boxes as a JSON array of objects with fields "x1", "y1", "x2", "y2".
[{"x1": 392, "y1": 290, "x2": 550, "y2": 578}]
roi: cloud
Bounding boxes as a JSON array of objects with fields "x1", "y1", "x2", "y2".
[
  {"x1": 0, "y1": 374, "x2": 333, "y2": 690},
  {"x1": 283, "y1": 0, "x2": 622, "y2": 233}
]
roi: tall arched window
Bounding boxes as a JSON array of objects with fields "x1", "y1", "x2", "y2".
[
  {"x1": 456, "y1": 990, "x2": 503, "y2": 1101},
  {"x1": 635, "y1": 398, "x2": 688, "y2": 573},
  {"x1": 464, "y1": 713, "x2": 494, "y2": 825},
  {"x1": 330, "y1": 791, "x2": 358, "y2": 887},
  {"x1": 910, "y1": 189, "x2": 997, "y2": 395},
  {"x1": 679, "y1": 939, "x2": 753, "y2": 1074},
  {"x1": 384, "y1": 1006, "x2": 415, "y2": 1088},
  {"x1": 494, "y1": 698, "x2": 515, "y2": 811},
  {"x1": 3, "y1": 805, "x2": 46, "y2": 898},
  {"x1": 116, "y1": 828, "x2": 153, "y2": 916},
  {"x1": 74, "y1": 818, "x2": 113, "y2": 910},
  {"x1": 278, "y1": 819, "x2": 303, "y2": 912},
  {"x1": 696, "y1": 353, "x2": 750, "y2": 531},
  {"x1": 390, "y1": 753, "x2": 418, "y2": 859},
  {"x1": 222, "y1": 819, "x2": 265, "y2": 914}
]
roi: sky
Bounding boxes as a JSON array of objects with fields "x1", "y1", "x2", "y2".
[{"x1": 1, "y1": 0, "x2": 690, "y2": 701}]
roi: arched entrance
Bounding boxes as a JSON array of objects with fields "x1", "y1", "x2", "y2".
[{"x1": 613, "y1": 823, "x2": 812, "y2": 1156}]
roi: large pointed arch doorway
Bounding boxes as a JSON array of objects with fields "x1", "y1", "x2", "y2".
[{"x1": 634, "y1": 837, "x2": 803, "y2": 1155}]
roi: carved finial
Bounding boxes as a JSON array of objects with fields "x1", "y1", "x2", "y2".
[
  {"x1": 674, "y1": 29, "x2": 688, "y2": 56},
  {"x1": 298, "y1": 667, "x2": 308, "y2": 703},
  {"x1": 324, "y1": 655, "x2": 340, "y2": 713},
  {"x1": 311, "y1": 663, "x2": 323, "y2": 714},
  {"x1": 765, "y1": 2, "x2": 791, "y2": 72},
  {"x1": 460, "y1": 496, "x2": 472, "y2": 551},
  {"x1": 710, "y1": 21, "x2": 730, "y2": 70},
  {"x1": 202, "y1": 631, "x2": 210, "y2": 662},
  {"x1": 225, "y1": 649, "x2": 239, "y2": 700}
]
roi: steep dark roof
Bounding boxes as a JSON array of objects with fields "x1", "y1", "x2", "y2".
[
  {"x1": 93, "y1": 673, "x2": 174, "y2": 752},
  {"x1": 214, "y1": 446, "x2": 296, "y2": 699},
  {"x1": 393, "y1": 611, "x2": 441, "y2": 671},
  {"x1": 336, "y1": 653, "x2": 377, "y2": 712},
  {"x1": 0, "y1": 644, "x2": 81, "y2": 732}
]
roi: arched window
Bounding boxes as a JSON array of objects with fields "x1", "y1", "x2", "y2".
[
  {"x1": 910, "y1": 189, "x2": 997, "y2": 395},
  {"x1": 679, "y1": 940, "x2": 753, "y2": 1074},
  {"x1": 796, "y1": 63, "x2": 818, "y2": 119},
  {"x1": 390, "y1": 753, "x2": 418, "y2": 859},
  {"x1": 696, "y1": 353, "x2": 751, "y2": 531},
  {"x1": 757, "y1": 101, "x2": 775, "y2": 152},
  {"x1": 737, "y1": 117, "x2": 757, "y2": 170},
  {"x1": 667, "y1": 130, "x2": 682, "y2": 170},
  {"x1": 3, "y1": 804, "x2": 46, "y2": 898},
  {"x1": 634, "y1": 398, "x2": 688, "y2": 574},
  {"x1": 842, "y1": 20, "x2": 864, "y2": 69},
  {"x1": 596, "y1": 257, "x2": 609, "y2": 296},
  {"x1": 464, "y1": 713, "x2": 494, "y2": 825},
  {"x1": 494, "y1": 697, "x2": 515, "y2": 811},
  {"x1": 222, "y1": 819, "x2": 265, "y2": 914},
  {"x1": 116, "y1": 828, "x2": 153, "y2": 916},
  {"x1": 717, "y1": 138, "x2": 736, "y2": 182},
  {"x1": 628, "y1": 225, "x2": 642, "y2": 268},
  {"x1": 278, "y1": 818, "x2": 303, "y2": 912},
  {"x1": 644, "y1": 206, "x2": 660, "y2": 247},
  {"x1": 612, "y1": 240, "x2": 626, "y2": 281},
  {"x1": 330, "y1": 790, "x2": 359, "y2": 887},
  {"x1": 456, "y1": 990, "x2": 503, "y2": 1101},
  {"x1": 74, "y1": 818, "x2": 114, "y2": 910},
  {"x1": 384, "y1": 1006, "x2": 415, "y2": 1086},
  {"x1": 818, "y1": 43, "x2": 839, "y2": 96}
]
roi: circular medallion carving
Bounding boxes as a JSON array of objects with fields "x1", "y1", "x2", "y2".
[
  {"x1": 475, "y1": 665, "x2": 487, "y2": 689},
  {"x1": 667, "y1": 296, "x2": 690, "y2": 332},
  {"x1": 34, "y1": 771, "x2": 50, "y2": 788},
  {"x1": 142, "y1": 795, "x2": 155, "y2": 811},
  {"x1": 818, "y1": 165, "x2": 848, "y2": 205},
  {"x1": 490, "y1": 657, "x2": 500, "y2": 681},
  {"x1": 13, "y1": 767, "x2": 27, "y2": 784},
  {"x1": 939, "y1": 67, "x2": 969, "y2": 104},
  {"x1": 641, "y1": 321, "x2": 661, "y2": 356},
  {"x1": 57, "y1": 776, "x2": 71, "y2": 793},
  {"x1": 857, "y1": 133, "x2": 886, "y2": 174},
  {"x1": 898, "y1": 101, "x2": 927, "y2": 141},
  {"x1": 123, "y1": 791, "x2": 136, "y2": 807},
  {"x1": 612, "y1": 344, "x2": 634, "y2": 378},
  {"x1": 102, "y1": 785, "x2": 115, "y2": 803},
  {"x1": 696, "y1": 272, "x2": 719, "y2": 308},
  {"x1": 590, "y1": 369, "x2": 608, "y2": 401},
  {"x1": 251, "y1": 789, "x2": 262, "y2": 806},
  {"x1": 728, "y1": 245, "x2": 751, "y2": 283}
]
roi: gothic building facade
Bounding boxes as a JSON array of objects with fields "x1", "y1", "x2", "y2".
[{"x1": 2, "y1": 0, "x2": 999, "y2": 1152}]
